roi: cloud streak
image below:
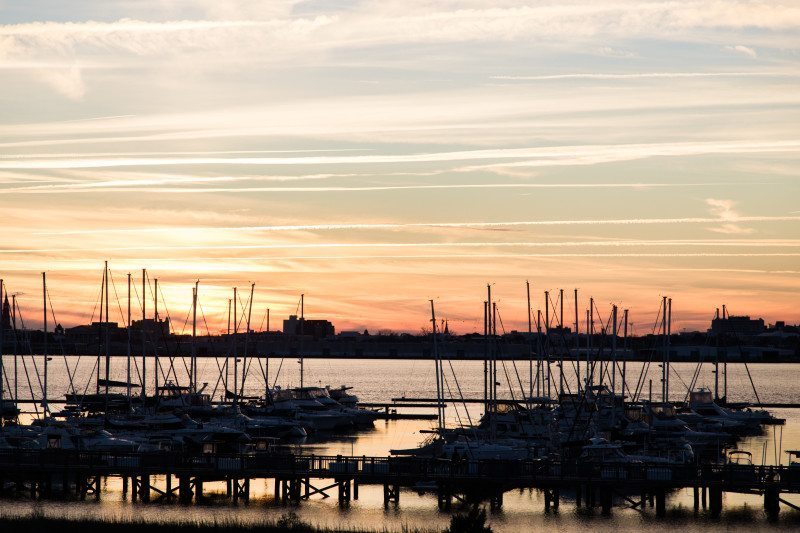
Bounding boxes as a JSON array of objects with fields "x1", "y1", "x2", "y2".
[
  {"x1": 4, "y1": 239, "x2": 800, "y2": 255},
  {"x1": 1, "y1": 139, "x2": 798, "y2": 171},
  {"x1": 32, "y1": 217, "x2": 800, "y2": 236},
  {"x1": 492, "y1": 72, "x2": 797, "y2": 81}
]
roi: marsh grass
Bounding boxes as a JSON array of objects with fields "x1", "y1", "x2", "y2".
[{"x1": 0, "y1": 509, "x2": 435, "y2": 533}]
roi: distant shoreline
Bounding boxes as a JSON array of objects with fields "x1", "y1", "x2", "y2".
[{"x1": 10, "y1": 353, "x2": 800, "y2": 363}]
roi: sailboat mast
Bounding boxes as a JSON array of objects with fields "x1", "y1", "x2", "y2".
[
  {"x1": 559, "y1": 288, "x2": 564, "y2": 395},
  {"x1": 622, "y1": 309, "x2": 629, "y2": 401},
  {"x1": 589, "y1": 297, "x2": 594, "y2": 387},
  {"x1": 714, "y1": 307, "x2": 720, "y2": 400},
  {"x1": 667, "y1": 297, "x2": 672, "y2": 403},
  {"x1": 141, "y1": 269, "x2": 146, "y2": 402},
  {"x1": 574, "y1": 289, "x2": 579, "y2": 394},
  {"x1": 661, "y1": 296, "x2": 667, "y2": 402},
  {"x1": 97, "y1": 267, "x2": 104, "y2": 395},
  {"x1": 154, "y1": 277, "x2": 159, "y2": 397},
  {"x1": 0, "y1": 279, "x2": 4, "y2": 404},
  {"x1": 526, "y1": 281, "x2": 532, "y2": 401},
  {"x1": 430, "y1": 300, "x2": 444, "y2": 433},
  {"x1": 12, "y1": 295, "x2": 18, "y2": 404},
  {"x1": 611, "y1": 305, "x2": 618, "y2": 396},
  {"x1": 127, "y1": 273, "x2": 131, "y2": 402},
  {"x1": 225, "y1": 298, "x2": 230, "y2": 400},
  {"x1": 191, "y1": 281, "x2": 198, "y2": 392},
  {"x1": 486, "y1": 283, "x2": 495, "y2": 412},
  {"x1": 492, "y1": 302, "x2": 498, "y2": 407},
  {"x1": 536, "y1": 310, "x2": 542, "y2": 397},
  {"x1": 104, "y1": 261, "x2": 110, "y2": 405},
  {"x1": 722, "y1": 304, "x2": 728, "y2": 401},
  {"x1": 241, "y1": 282, "x2": 254, "y2": 398},
  {"x1": 42, "y1": 272, "x2": 48, "y2": 415},
  {"x1": 483, "y1": 300, "x2": 488, "y2": 411},
  {"x1": 299, "y1": 293, "x2": 305, "y2": 388},
  {"x1": 233, "y1": 286, "x2": 238, "y2": 405}
]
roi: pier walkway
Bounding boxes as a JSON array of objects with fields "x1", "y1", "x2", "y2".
[{"x1": 0, "y1": 450, "x2": 798, "y2": 516}]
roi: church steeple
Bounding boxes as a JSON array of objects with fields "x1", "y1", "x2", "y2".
[{"x1": 1, "y1": 295, "x2": 10, "y2": 331}]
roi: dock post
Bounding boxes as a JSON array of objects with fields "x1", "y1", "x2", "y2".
[
  {"x1": 544, "y1": 489, "x2": 551, "y2": 512},
  {"x1": 141, "y1": 476, "x2": 150, "y2": 503},
  {"x1": 178, "y1": 476, "x2": 191, "y2": 504},
  {"x1": 553, "y1": 488, "x2": 559, "y2": 511},
  {"x1": 764, "y1": 484, "x2": 780, "y2": 520},
  {"x1": 131, "y1": 476, "x2": 137, "y2": 502},
  {"x1": 693, "y1": 485, "x2": 699, "y2": 513},
  {"x1": 165, "y1": 473, "x2": 172, "y2": 502},
  {"x1": 195, "y1": 478, "x2": 203, "y2": 503},
  {"x1": 244, "y1": 478, "x2": 251, "y2": 503},
  {"x1": 575, "y1": 485, "x2": 582, "y2": 508},
  {"x1": 655, "y1": 489, "x2": 666, "y2": 518},
  {"x1": 274, "y1": 478, "x2": 280, "y2": 504},
  {"x1": 141, "y1": 475, "x2": 150, "y2": 503},
  {"x1": 226, "y1": 478, "x2": 232, "y2": 498},
  {"x1": 338, "y1": 479, "x2": 351, "y2": 508},
  {"x1": 709, "y1": 487, "x2": 722, "y2": 518},
  {"x1": 94, "y1": 476, "x2": 101, "y2": 501},
  {"x1": 701, "y1": 485, "x2": 707, "y2": 510},
  {"x1": 122, "y1": 476, "x2": 128, "y2": 499},
  {"x1": 489, "y1": 491, "x2": 503, "y2": 512},
  {"x1": 353, "y1": 479, "x2": 359, "y2": 501},
  {"x1": 437, "y1": 485, "x2": 452, "y2": 511},
  {"x1": 600, "y1": 490, "x2": 612, "y2": 516}
]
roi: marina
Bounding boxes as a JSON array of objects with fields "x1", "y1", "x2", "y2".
[{"x1": 0, "y1": 268, "x2": 799, "y2": 531}]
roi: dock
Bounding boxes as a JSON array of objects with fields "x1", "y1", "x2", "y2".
[{"x1": 1, "y1": 449, "x2": 799, "y2": 517}]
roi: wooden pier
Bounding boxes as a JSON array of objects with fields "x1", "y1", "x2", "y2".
[{"x1": 1, "y1": 449, "x2": 799, "y2": 517}]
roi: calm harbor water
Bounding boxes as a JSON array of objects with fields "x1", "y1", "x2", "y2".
[{"x1": 3, "y1": 357, "x2": 800, "y2": 531}]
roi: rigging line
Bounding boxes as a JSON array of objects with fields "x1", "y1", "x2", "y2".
[
  {"x1": 128, "y1": 278, "x2": 144, "y2": 386},
  {"x1": 494, "y1": 307, "x2": 527, "y2": 401},
  {"x1": 258, "y1": 307, "x2": 268, "y2": 331},
  {"x1": 20, "y1": 356, "x2": 39, "y2": 418},
  {"x1": 46, "y1": 287, "x2": 78, "y2": 395},
  {"x1": 725, "y1": 305, "x2": 762, "y2": 405},
  {"x1": 272, "y1": 357, "x2": 285, "y2": 389},
  {"x1": 633, "y1": 301, "x2": 664, "y2": 401},
  {"x1": 76, "y1": 357, "x2": 100, "y2": 414},
  {"x1": 441, "y1": 372, "x2": 464, "y2": 430},
  {"x1": 686, "y1": 318, "x2": 714, "y2": 400},
  {"x1": 108, "y1": 271, "x2": 126, "y2": 327},
  {"x1": 444, "y1": 359, "x2": 474, "y2": 428}
]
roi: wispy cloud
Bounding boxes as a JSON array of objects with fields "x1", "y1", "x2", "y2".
[
  {"x1": 492, "y1": 71, "x2": 791, "y2": 81},
  {"x1": 705, "y1": 198, "x2": 756, "y2": 234},
  {"x1": 2, "y1": 139, "x2": 798, "y2": 171},
  {"x1": 4, "y1": 239, "x2": 800, "y2": 255},
  {"x1": 33, "y1": 218, "x2": 800, "y2": 236},
  {"x1": 724, "y1": 45, "x2": 758, "y2": 59},
  {"x1": 0, "y1": 181, "x2": 698, "y2": 195}
]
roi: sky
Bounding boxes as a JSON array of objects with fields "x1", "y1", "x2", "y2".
[{"x1": 0, "y1": 0, "x2": 799, "y2": 335}]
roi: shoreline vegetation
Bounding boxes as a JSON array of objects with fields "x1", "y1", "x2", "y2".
[{"x1": 0, "y1": 510, "x2": 437, "y2": 533}]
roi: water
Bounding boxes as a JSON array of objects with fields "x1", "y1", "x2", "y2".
[{"x1": 3, "y1": 357, "x2": 800, "y2": 531}]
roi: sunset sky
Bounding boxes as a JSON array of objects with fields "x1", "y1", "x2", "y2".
[{"x1": 1, "y1": 1, "x2": 799, "y2": 335}]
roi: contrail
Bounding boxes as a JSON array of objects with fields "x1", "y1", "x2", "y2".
[
  {"x1": 1, "y1": 139, "x2": 798, "y2": 170},
  {"x1": 3, "y1": 182, "x2": 692, "y2": 195},
  {"x1": 491, "y1": 72, "x2": 800, "y2": 81},
  {"x1": 4, "y1": 240, "x2": 800, "y2": 254},
  {"x1": 0, "y1": 148, "x2": 372, "y2": 159},
  {"x1": 33, "y1": 216, "x2": 800, "y2": 235}
]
